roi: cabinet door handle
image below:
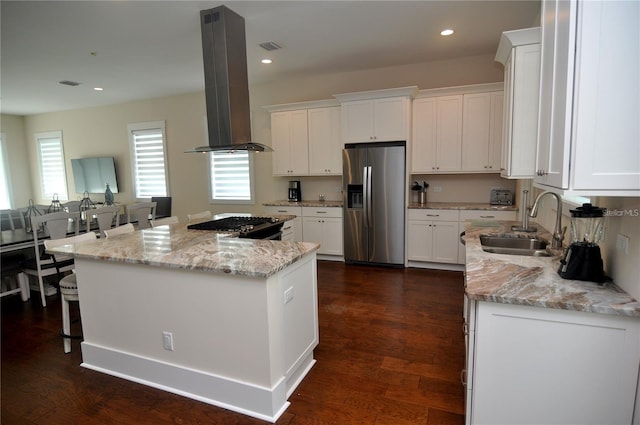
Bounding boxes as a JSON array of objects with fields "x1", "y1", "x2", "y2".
[
  {"x1": 479, "y1": 215, "x2": 495, "y2": 219},
  {"x1": 277, "y1": 210, "x2": 287, "y2": 213},
  {"x1": 316, "y1": 211, "x2": 327, "y2": 214},
  {"x1": 460, "y1": 369, "x2": 468, "y2": 386},
  {"x1": 426, "y1": 214, "x2": 439, "y2": 217}
]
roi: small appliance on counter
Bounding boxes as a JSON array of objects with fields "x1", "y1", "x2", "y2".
[
  {"x1": 411, "y1": 181, "x2": 428, "y2": 204},
  {"x1": 558, "y1": 203, "x2": 607, "y2": 283},
  {"x1": 288, "y1": 181, "x2": 301, "y2": 202},
  {"x1": 489, "y1": 189, "x2": 514, "y2": 206}
]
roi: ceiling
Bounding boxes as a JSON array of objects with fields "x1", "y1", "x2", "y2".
[{"x1": 1, "y1": 1, "x2": 540, "y2": 116}]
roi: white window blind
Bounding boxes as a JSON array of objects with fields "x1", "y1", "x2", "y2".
[
  {"x1": 209, "y1": 151, "x2": 253, "y2": 203},
  {"x1": 35, "y1": 131, "x2": 68, "y2": 200},
  {"x1": 0, "y1": 134, "x2": 13, "y2": 209},
  {"x1": 128, "y1": 121, "x2": 168, "y2": 199}
]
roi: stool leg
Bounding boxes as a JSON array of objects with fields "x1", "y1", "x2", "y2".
[
  {"x1": 18, "y1": 272, "x2": 30, "y2": 302},
  {"x1": 38, "y1": 275, "x2": 47, "y2": 307},
  {"x1": 62, "y1": 295, "x2": 71, "y2": 353}
]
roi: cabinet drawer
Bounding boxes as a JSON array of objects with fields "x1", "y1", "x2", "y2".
[
  {"x1": 408, "y1": 209, "x2": 459, "y2": 222},
  {"x1": 459, "y1": 210, "x2": 516, "y2": 221},
  {"x1": 302, "y1": 207, "x2": 343, "y2": 218},
  {"x1": 264, "y1": 206, "x2": 303, "y2": 216}
]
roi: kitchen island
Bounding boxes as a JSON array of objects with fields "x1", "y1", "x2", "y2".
[
  {"x1": 463, "y1": 220, "x2": 640, "y2": 425},
  {"x1": 48, "y1": 223, "x2": 320, "y2": 423}
]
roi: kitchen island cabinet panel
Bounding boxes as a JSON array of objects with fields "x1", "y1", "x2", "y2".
[{"x1": 469, "y1": 300, "x2": 640, "y2": 425}]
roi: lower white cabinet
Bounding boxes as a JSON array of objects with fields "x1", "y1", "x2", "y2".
[
  {"x1": 407, "y1": 209, "x2": 459, "y2": 263},
  {"x1": 264, "y1": 206, "x2": 302, "y2": 242},
  {"x1": 301, "y1": 207, "x2": 343, "y2": 256},
  {"x1": 466, "y1": 300, "x2": 640, "y2": 425}
]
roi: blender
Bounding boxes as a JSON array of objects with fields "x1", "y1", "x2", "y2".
[{"x1": 558, "y1": 203, "x2": 607, "y2": 283}]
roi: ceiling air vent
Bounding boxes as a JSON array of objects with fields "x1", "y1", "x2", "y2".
[
  {"x1": 259, "y1": 41, "x2": 281, "y2": 51},
  {"x1": 59, "y1": 80, "x2": 80, "y2": 87}
]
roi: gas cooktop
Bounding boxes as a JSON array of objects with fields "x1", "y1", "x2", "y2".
[{"x1": 187, "y1": 216, "x2": 283, "y2": 239}]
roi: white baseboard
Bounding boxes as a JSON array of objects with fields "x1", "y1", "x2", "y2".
[
  {"x1": 81, "y1": 342, "x2": 299, "y2": 423},
  {"x1": 406, "y1": 261, "x2": 465, "y2": 272}
]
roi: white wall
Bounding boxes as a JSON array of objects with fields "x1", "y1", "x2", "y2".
[{"x1": 16, "y1": 53, "x2": 504, "y2": 220}]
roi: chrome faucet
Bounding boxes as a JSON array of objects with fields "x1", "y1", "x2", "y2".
[
  {"x1": 511, "y1": 189, "x2": 537, "y2": 233},
  {"x1": 529, "y1": 191, "x2": 566, "y2": 249}
]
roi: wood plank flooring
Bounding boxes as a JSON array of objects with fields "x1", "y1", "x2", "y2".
[{"x1": 1, "y1": 261, "x2": 465, "y2": 424}]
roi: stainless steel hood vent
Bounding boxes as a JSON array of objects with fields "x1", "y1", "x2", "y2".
[{"x1": 186, "y1": 5, "x2": 272, "y2": 153}]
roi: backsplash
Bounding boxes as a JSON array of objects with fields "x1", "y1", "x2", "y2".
[{"x1": 410, "y1": 174, "x2": 517, "y2": 203}]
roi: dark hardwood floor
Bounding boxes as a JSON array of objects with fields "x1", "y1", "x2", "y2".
[{"x1": 1, "y1": 261, "x2": 466, "y2": 424}]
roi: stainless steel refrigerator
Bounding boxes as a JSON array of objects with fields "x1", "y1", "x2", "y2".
[{"x1": 343, "y1": 142, "x2": 405, "y2": 266}]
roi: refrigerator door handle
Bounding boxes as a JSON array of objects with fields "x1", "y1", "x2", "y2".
[{"x1": 365, "y1": 165, "x2": 373, "y2": 228}]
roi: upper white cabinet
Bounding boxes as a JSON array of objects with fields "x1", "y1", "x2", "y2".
[
  {"x1": 334, "y1": 87, "x2": 418, "y2": 144},
  {"x1": 495, "y1": 27, "x2": 540, "y2": 179},
  {"x1": 411, "y1": 83, "x2": 504, "y2": 174},
  {"x1": 461, "y1": 92, "x2": 503, "y2": 172},
  {"x1": 535, "y1": 0, "x2": 639, "y2": 196},
  {"x1": 266, "y1": 100, "x2": 342, "y2": 177},
  {"x1": 412, "y1": 95, "x2": 463, "y2": 173},
  {"x1": 270, "y1": 110, "x2": 309, "y2": 176},
  {"x1": 308, "y1": 107, "x2": 342, "y2": 175}
]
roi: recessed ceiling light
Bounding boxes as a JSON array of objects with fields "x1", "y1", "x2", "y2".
[
  {"x1": 440, "y1": 29, "x2": 455, "y2": 36},
  {"x1": 93, "y1": 87, "x2": 104, "y2": 91},
  {"x1": 261, "y1": 59, "x2": 272, "y2": 64}
]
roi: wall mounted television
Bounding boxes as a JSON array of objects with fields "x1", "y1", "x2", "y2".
[{"x1": 71, "y1": 156, "x2": 119, "y2": 194}]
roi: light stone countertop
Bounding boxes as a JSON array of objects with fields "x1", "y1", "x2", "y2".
[
  {"x1": 409, "y1": 202, "x2": 517, "y2": 211},
  {"x1": 47, "y1": 222, "x2": 319, "y2": 279},
  {"x1": 464, "y1": 220, "x2": 640, "y2": 318},
  {"x1": 264, "y1": 200, "x2": 343, "y2": 208}
]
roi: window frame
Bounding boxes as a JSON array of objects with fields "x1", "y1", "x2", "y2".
[
  {"x1": 127, "y1": 120, "x2": 169, "y2": 200},
  {"x1": 208, "y1": 150, "x2": 255, "y2": 205},
  {"x1": 35, "y1": 130, "x2": 68, "y2": 201}
]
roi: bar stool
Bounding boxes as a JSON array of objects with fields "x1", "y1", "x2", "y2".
[{"x1": 44, "y1": 232, "x2": 97, "y2": 353}]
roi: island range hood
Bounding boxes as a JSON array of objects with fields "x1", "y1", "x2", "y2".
[{"x1": 186, "y1": 5, "x2": 272, "y2": 153}]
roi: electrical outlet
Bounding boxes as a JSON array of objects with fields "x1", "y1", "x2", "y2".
[
  {"x1": 335, "y1": 186, "x2": 343, "y2": 193},
  {"x1": 284, "y1": 287, "x2": 294, "y2": 304},
  {"x1": 433, "y1": 186, "x2": 442, "y2": 193},
  {"x1": 162, "y1": 331, "x2": 174, "y2": 351},
  {"x1": 616, "y1": 234, "x2": 630, "y2": 255}
]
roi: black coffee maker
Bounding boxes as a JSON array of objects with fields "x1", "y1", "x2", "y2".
[
  {"x1": 288, "y1": 181, "x2": 301, "y2": 202},
  {"x1": 558, "y1": 203, "x2": 607, "y2": 283}
]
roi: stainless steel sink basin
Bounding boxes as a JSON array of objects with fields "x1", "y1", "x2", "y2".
[{"x1": 480, "y1": 233, "x2": 551, "y2": 257}]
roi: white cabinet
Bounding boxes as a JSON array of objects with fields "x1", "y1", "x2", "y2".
[
  {"x1": 495, "y1": 27, "x2": 540, "y2": 179},
  {"x1": 334, "y1": 87, "x2": 417, "y2": 144},
  {"x1": 308, "y1": 107, "x2": 342, "y2": 175},
  {"x1": 412, "y1": 95, "x2": 463, "y2": 173},
  {"x1": 457, "y1": 210, "x2": 517, "y2": 264},
  {"x1": 340, "y1": 97, "x2": 409, "y2": 143},
  {"x1": 266, "y1": 100, "x2": 342, "y2": 177},
  {"x1": 461, "y1": 92, "x2": 503, "y2": 172},
  {"x1": 271, "y1": 110, "x2": 309, "y2": 176},
  {"x1": 264, "y1": 206, "x2": 302, "y2": 242},
  {"x1": 466, "y1": 300, "x2": 640, "y2": 425},
  {"x1": 535, "y1": 0, "x2": 639, "y2": 195},
  {"x1": 301, "y1": 207, "x2": 343, "y2": 257},
  {"x1": 407, "y1": 209, "x2": 459, "y2": 264}
]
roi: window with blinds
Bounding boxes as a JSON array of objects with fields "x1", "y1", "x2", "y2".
[
  {"x1": 209, "y1": 151, "x2": 254, "y2": 203},
  {"x1": 128, "y1": 121, "x2": 168, "y2": 199},
  {"x1": 35, "y1": 130, "x2": 68, "y2": 200}
]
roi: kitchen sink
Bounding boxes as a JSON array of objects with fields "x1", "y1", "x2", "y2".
[{"x1": 480, "y1": 233, "x2": 551, "y2": 257}]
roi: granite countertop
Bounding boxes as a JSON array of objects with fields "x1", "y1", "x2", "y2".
[
  {"x1": 264, "y1": 200, "x2": 343, "y2": 208},
  {"x1": 464, "y1": 220, "x2": 640, "y2": 318},
  {"x1": 409, "y1": 202, "x2": 517, "y2": 211},
  {"x1": 47, "y1": 223, "x2": 319, "y2": 279}
]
